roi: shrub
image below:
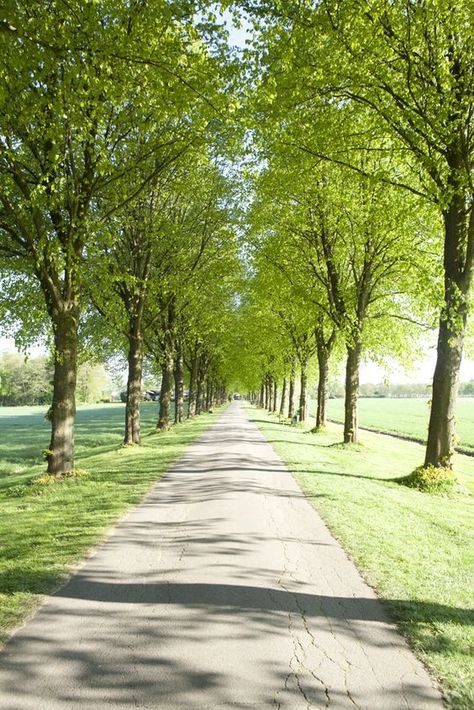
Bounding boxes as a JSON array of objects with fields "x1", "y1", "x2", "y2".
[
  {"x1": 31, "y1": 474, "x2": 57, "y2": 486},
  {"x1": 30, "y1": 469, "x2": 89, "y2": 488},
  {"x1": 400, "y1": 465, "x2": 457, "y2": 494}
]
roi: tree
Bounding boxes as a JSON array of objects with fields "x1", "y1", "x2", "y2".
[
  {"x1": 90, "y1": 169, "x2": 185, "y2": 444},
  {"x1": 244, "y1": 133, "x2": 437, "y2": 441}
]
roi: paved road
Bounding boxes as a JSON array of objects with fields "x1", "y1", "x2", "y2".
[{"x1": 0, "y1": 403, "x2": 442, "y2": 709}]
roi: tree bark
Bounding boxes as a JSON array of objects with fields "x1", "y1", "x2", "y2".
[
  {"x1": 174, "y1": 343, "x2": 184, "y2": 424},
  {"x1": 299, "y1": 360, "x2": 308, "y2": 422},
  {"x1": 259, "y1": 382, "x2": 264, "y2": 407},
  {"x1": 47, "y1": 306, "x2": 79, "y2": 475},
  {"x1": 315, "y1": 354, "x2": 329, "y2": 431},
  {"x1": 124, "y1": 318, "x2": 143, "y2": 445},
  {"x1": 187, "y1": 353, "x2": 198, "y2": 418},
  {"x1": 279, "y1": 377, "x2": 287, "y2": 416},
  {"x1": 425, "y1": 317, "x2": 465, "y2": 467},
  {"x1": 196, "y1": 362, "x2": 206, "y2": 415},
  {"x1": 344, "y1": 341, "x2": 362, "y2": 444},
  {"x1": 288, "y1": 369, "x2": 295, "y2": 419},
  {"x1": 424, "y1": 137, "x2": 473, "y2": 466},
  {"x1": 314, "y1": 329, "x2": 336, "y2": 431},
  {"x1": 265, "y1": 377, "x2": 270, "y2": 410},
  {"x1": 157, "y1": 352, "x2": 174, "y2": 432},
  {"x1": 272, "y1": 380, "x2": 277, "y2": 412}
]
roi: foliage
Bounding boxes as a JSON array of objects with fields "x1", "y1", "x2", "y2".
[
  {"x1": 0, "y1": 353, "x2": 52, "y2": 406},
  {"x1": 0, "y1": 353, "x2": 110, "y2": 405},
  {"x1": 76, "y1": 364, "x2": 111, "y2": 403},
  {"x1": 0, "y1": 0, "x2": 235, "y2": 470}
]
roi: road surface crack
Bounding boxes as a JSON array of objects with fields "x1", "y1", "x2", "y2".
[{"x1": 266, "y1": 498, "x2": 331, "y2": 707}]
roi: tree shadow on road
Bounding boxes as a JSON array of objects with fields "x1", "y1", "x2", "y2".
[{"x1": 0, "y1": 574, "x2": 454, "y2": 708}]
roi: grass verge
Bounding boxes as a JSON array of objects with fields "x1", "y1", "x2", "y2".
[
  {"x1": 248, "y1": 406, "x2": 474, "y2": 710},
  {"x1": 0, "y1": 404, "x2": 225, "y2": 643}
]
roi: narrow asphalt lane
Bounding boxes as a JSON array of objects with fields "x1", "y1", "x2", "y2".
[{"x1": 0, "y1": 402, "x2": 442, "y2": 709}]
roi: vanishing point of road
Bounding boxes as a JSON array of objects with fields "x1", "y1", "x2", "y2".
[{"x1": 0, "y1": 402, "x2": 442, "y2": 709}]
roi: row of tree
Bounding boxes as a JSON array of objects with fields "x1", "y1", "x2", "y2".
[
  {"x1": 1, "y1": 1, "x2": 472, "y2": 474},
  {"x1": 0, "y1": 2, "x2": 239, "y2": 474},
  {"x1": 230, "y1": 0, "x2": 473, "y2": 470}
]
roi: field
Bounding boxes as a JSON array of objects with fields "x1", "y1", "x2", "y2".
[
  {"x1": 0, "y1": 402, "x2": 186, "y2": 483},
  {"x1": 249, "y1": 406, "x2": 474, "y2": 709},
  {"x1": 0, "y1": 402, "x2": 222, "y2": 641},
  {"x1": 308, "y1": 397, "x2": 474, "y2": 453}
]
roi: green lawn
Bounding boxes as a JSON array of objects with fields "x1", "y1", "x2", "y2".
[
  {"x1": 308, "y1": 396, "x2": 474, "y2": 452},
  {"x1": 249, "y1": 406, "x2": 474, "y2": 709},
  {"x1": 0, "y1": 402, "x2": 222, "y2": 641}
]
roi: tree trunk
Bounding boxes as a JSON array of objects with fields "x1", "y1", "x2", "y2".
[
  {"x1": 279, "y1": 377, "x2": 287, "y2": 416},
  {"x1": 425, "y1": 319, "x2": 463, "y2": 467},
  {"x1": 196, "y1": 365, "x2": 206, "y2": 415},
  {"x1": 174, "y1": 344, "x2": 184, "y2": 424},
  {"x1": 259, "y1": 382, "x2": 264, "y2": 407},
  {"x1": 47, "y1": 306, "x2": 79, "y2": 475},
  {"x1": 187, "y1": 354, "x2": 198, "y2": 418},
  {"x1": 124, "y1": 318, "x2": 143, "y2": 445},
  {"x1": 196, "y1": 378, "x2": 202, "y2": 414},
  {"x1": 272, "y1": 380, "x2": 277, "y2": 412},
  {"x1": 157, "y1": 353, "x2": 174, "y2": 431},
  {"x1": 425, "y1": 192, "x2": 472, "y2": 468},
  {"x1": 315, "y1": 354, "x2": 329, "y2": 431},
  {"x1": 314, "y1": 330, "x2": 335, "y2": 431},
  {"x1": 299, "y1": 360, "x2": 308, "y2": 422},
  {"x1": 344, "y1": 341, "x2": 362, "y2": 444},
  {"x1": 288, "y1": 369, "x2": 295, "y2": 419}
]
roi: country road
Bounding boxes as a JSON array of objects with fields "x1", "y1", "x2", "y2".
[{"x1": 0, "y1": 402, "x2": 442, "y2": 709}]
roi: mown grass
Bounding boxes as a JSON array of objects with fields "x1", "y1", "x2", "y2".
[
  {"x1": 0, "y1": 402, "x2": 223, "y2": 642},
  {"x1": 249, "y1": 406, "x2": 474, "y2": 709},
  {"x1": 310, "y1": 396, "x2": 474, "y2": 452}
]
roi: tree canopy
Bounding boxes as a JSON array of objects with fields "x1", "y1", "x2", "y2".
[{"x1": 0, "y1": 0, "x2": 472, "y2": 474}]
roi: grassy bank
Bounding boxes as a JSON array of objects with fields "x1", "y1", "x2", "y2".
[
  {"x1": 0, "y1": 403, "x2": 223, "y2": 642},
  {"x1": 309, "y1": 397, "x2": 474, "y2": 453},
  {"x1": 248, "y1": 406, "x2": 474, "y2": 709}
]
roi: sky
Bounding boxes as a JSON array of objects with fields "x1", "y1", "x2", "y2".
[{"x1": 1, "y1": 334, "x2": 473, "y2": 386}]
